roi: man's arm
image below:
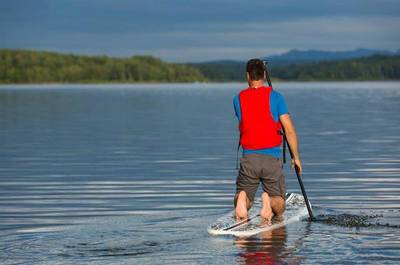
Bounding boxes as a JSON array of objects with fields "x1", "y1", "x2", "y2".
[{"x1": 279, "y1": 114, "x2": 303, "y2": 174}]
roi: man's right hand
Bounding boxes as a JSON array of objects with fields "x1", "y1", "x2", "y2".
[{"x1": 291, "y1": 158, "x2": 302, "y2": 175}]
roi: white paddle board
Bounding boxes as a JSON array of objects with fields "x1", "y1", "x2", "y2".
[{"x1": 208, "y1": 192, "x2": 309, "y2": 236}]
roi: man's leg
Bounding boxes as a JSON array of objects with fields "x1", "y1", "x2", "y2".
[
  {"x1": 234, "y1": 154, "x2": 260, "y2": 221},
  {"x1": 270, "y1": 196, "x2": 285, "y2": 220},
  {"x1": 260, "y1": 194, "x2": 285, "y2": 222},
  {"x1": 234, "y1": 190, "x2": 252, "y2": 220},
  {"x1": 260, "y1": 156, "x2": 286, "y2": 221},
  {"x1": 260, "y1": 192, "x2": 273, "y2": 222}
]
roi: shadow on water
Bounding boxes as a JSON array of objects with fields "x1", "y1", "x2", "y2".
[
  {"x1": 63, "y1": 240, "x2": 162, "y2": 258},
  {"x1": 62, "y1": 235, "x2": 192, "y2": 258}
]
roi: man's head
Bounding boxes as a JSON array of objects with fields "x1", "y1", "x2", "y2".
[{"x1": 246, "y1": 58, "x2": 265, "y2": 82}]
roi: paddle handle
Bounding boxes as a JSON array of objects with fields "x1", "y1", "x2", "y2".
[{"x1": 263, "y1": 61, "x2": 273, "y2": 88}]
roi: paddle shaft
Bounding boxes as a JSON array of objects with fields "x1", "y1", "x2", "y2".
[
  {"x1": 285, "y1": 135, "x2": 315, "y2": 220},
  {"x1": 263, "y1": 62, "x2": 273, "y2": 88},
  {"x1": 223, "y1": 214, "x2": 260, "y2": 231},
  {"x1": 294, "y1": 165, "x2": 314, "y2": 220}
]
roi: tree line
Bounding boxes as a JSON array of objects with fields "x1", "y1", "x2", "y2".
[
  {"x1": 0, "y1": 49, "x2": 206, "y2": 83},
  {"x1": 1, "y1": 49, "x2": 399, "y2": 83}
]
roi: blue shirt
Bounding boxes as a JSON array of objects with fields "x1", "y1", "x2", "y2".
[{"x1": 233, "y1": 89, "x2": 289, "y2": 158}]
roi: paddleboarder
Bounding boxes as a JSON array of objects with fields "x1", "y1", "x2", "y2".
[{"x1": 234, "y1": 58, "x2": 303, "y2": 222}]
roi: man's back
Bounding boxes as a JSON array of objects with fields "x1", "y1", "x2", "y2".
[{"x1": 233, "y1": 87, "x2": 289, "y2": 158}]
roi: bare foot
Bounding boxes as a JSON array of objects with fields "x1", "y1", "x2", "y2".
[
  {"x1": 260, "y1": 192, "x2": 273, "y2": 224},
  {"x1": 235, "y1": 191, "x2": 248, "y2": 221}
]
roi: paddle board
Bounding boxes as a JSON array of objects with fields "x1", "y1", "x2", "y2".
[{"x1": 208, "y1": 192, "x2": 309, "y2": 236}]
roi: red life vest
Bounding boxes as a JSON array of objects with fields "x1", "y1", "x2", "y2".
[{"x1": 239, "y1": 86, "x2": 282, "y2": 150}]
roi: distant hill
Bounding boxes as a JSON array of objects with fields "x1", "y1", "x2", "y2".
[
  {"x1": 265, "y1": 48, "x2": 400, "y2": 65},
  {"x1": 0, "y1": 49, "x2": 206, "y2": 84}
]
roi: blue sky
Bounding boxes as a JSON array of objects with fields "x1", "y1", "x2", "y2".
[{"x1": 1, "y1": 0, "x2": 399, "y2": 62}]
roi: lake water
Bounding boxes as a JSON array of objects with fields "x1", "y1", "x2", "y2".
[{"x1": 0, "y1": 82, "x2": 399, "y2": 264}]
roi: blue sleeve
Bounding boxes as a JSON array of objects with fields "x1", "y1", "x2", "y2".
[
  {"x1": 233, "y1": 95, "x2": 241, "y2": 121},
  {"x1": 270, "y1": 91, "x2": 289, "y2": 121},
  {"x1": 275, "y1": 91, "x2": 289, "y2": 117}
]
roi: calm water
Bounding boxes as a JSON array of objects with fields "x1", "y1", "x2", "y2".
[{"x1": 0, "y1": 82, "x2": 399, "y2": 264}]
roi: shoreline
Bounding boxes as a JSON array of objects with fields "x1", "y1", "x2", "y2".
[{"x1": 0, "y1": 80, "x2": 399, "y2": 86}]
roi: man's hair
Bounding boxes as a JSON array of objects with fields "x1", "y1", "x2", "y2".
[{"x1": 246, "y1": 58, "x2": 265, "y2": 81}]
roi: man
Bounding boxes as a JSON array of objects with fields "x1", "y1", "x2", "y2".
[{"x1": 233, "y1": 58, "x2": 302, "y2": 223}]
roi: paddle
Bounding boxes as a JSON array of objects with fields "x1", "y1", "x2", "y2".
[
  {"x1": 263, "y1": 60, "x2": 314, "y2": 221},
  {"x1": 263, "y1": 60, "x2": 273, "y2": 88},
  {"x1": 294, "y1": 165, "x2": 314, "y2": 220},
  {"x1": 285, "y1": 136, "x2": 315, "y2": 221},
  {"x1": 223, "y1": 214, "x2": 260, "y2": 231}
]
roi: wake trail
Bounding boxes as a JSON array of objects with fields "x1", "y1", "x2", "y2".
[{"x1": 305, "y1": 210, "x2": 400, "y2": 228}]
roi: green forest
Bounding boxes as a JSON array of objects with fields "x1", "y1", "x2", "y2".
[
  {"x1": 271, "y1": 55, "x2": 400, "y2": 81},
  {"x1": 193, "y1": 55, "x2": 400, "y2": 81},
  {"x1": 0, "y1": 49, "x2": 206, "y2": 83},
  {"x1": 0, "y1": 49, "x2": 400, "y2": 83}
]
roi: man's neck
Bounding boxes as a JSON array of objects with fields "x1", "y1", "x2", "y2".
[{"x1": 248, "y1": 80, "x2": 264, "y2": 89}]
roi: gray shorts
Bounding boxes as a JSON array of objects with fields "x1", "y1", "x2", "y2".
[{"x1": 236, "y1": 153, "x2": 286, "y2": 203}]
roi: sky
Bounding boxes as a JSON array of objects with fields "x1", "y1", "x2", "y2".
[{"x1": 0, "y1": 0, "x2": 399, "y2": 62}]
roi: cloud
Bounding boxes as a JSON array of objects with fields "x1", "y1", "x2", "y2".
[{"x1": 1, "y1": 0, "x2": 399, "y2": 61}]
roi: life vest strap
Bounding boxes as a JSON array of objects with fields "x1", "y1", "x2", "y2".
[
  {"x1": 236, "y1": 141, "x2": 241, "y2": 170},
  {"x1": 282, "y1": 131, "x2": 287, "y2": 164}
]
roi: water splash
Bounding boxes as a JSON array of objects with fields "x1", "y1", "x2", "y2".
[{"x1": 309, "y1": 213, "x2": 400, "y2": 228}]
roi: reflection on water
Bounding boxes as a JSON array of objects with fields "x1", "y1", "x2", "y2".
[
  {"x1": 0, "y1": 82, "x2": 400, "y2": 264},
  {"x1": 236, "y1": 227, "x2": 289, "y2": 264},
  {"x1": 235, "y1": 222, "x2": 315, "y2": 265}
]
